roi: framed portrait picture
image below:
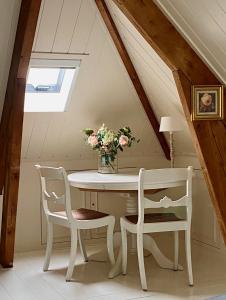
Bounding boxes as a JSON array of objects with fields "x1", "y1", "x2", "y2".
[{"x1": 191, "y1": 85, "x2": 224, "y2": 120}]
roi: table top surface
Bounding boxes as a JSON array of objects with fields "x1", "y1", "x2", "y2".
[
  {"x1": 67, "y1": 169, "x2": 184, "y2": 193},
  {"x1": 68, "y1": 170, "x2": 139, "y2": 191}
]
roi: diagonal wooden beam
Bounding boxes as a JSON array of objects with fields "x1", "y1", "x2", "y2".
[
  {"x1": 112, "y1": 0, "x2": 219, "y2": 85},
  {"x1": 112, "y1": 0, "x2": 226, "y2": 241},
  {"x1": 95, "y1": 0, "x2": 170, "y2": 160},
  {"x1": 0, "y1": 0, "x2": 41, "y2": 267}
]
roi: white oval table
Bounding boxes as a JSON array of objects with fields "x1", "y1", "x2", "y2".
[{"x1": 68, "y1": 170, "x2": 183, "y2": 278}]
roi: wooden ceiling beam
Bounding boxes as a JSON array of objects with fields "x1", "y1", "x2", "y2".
[
  {"x1": 95, "y1": 0, "x2": 170, "y2": 160},
  {"x1": 112, "y1": 0, "x2": 218, "y2": 85},
  {"x1": 112, "y1": 0, "x2": 226, "y2": 241},
  {"x1": 0, "y1": 0, "x2": 41, "y2": 267}
]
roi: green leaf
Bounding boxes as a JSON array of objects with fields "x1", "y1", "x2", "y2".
[{"x1": 83, "y1": 128, "x2": 94, "y2": 136}]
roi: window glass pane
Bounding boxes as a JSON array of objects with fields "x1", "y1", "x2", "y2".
[
  {"x1": 24, "y1": 60, "x2": 80, "y2": 112},
  {"x1": 26, "y1": 68, "x2": 66, "y2": 93},
  {"x1": 27, "y1": 68, "x2": 60, "y2": 87}
]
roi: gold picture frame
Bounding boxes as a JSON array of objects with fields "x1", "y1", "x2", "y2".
[{"x1": 191, "y1": 85, "x2": 224, "y2": 120}]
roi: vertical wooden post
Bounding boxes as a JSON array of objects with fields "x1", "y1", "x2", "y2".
[{"x1": 0, "y1": 0, "x2": 41, "y2": 267}]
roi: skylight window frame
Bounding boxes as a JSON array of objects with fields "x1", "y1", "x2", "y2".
[
  {"x1": 26, "y1": 68, "x2": 65, "y2": 93},
  {"x1": 25, "y1": 58, "x2": 80, "y2": 112}
]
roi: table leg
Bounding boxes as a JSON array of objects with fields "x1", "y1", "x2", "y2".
[
  {"x1": 143, "y1": 234, "x2": 183, "y2": 270},
  {"x1": 125, "y1": 193, "x2": 137, "y2": 253},
  {"x1": 108, "y1": 232, "x2": 122, "y2": 278},
  {"x1": 108, "y1": 192, "x2": 136, "y2": 278}
]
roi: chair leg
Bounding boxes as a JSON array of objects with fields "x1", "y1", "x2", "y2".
[
  {"x1": 66, "y1": 227, "x2": 78, "y2": 282},
  {"x1": 78, "y1": 230, "x2": 88, "y2": 262},
  {"x1": 174, "y1": 231, "x2": 179, "y2": 271},
  {"x1": 120, "y1": 219, "x2": 128, "y2": 275},
  {"x1": 137, "y1": 232, "x2": 147, "y2": 291},
  {"x1": 43, "y1": 221, "x2": 53, "y2": 271},
  {"x1": 107, "y1": 216, "x2": 115, "y2": 265},
  {"x1": 185, "y1": 229, "x2": 193, "y2": 286}
]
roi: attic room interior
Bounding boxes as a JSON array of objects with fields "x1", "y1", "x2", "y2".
[{"x1": 0, "y1": 0, "x2": 226, "y2": 299}]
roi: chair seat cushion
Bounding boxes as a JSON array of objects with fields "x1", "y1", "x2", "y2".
[
  {"x1": 55, "y1": 208, "x2": 109, "y2": 220},
  {"x1": 125, "y1": 212, "x2": 183, "y2": 224}
]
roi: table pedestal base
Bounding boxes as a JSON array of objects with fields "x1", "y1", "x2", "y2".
[{"x1": 108, "y1": 232, "x2": 183, "y2": 279}]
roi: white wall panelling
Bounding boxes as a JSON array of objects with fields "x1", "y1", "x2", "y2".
[
  {"x1": 175, "y1": 155, "x2": 221, "y2": 249},
  {"x1": 69, "y1": 0, "x2": 96, "y2": 53},
  {"x1": 32, "y1": 0, "x2": 45, "y2": 52},
  {"x1": 34, "y1": 0, "x2": 64, "y2": 52},
  {"x1": 192, "y1": 173, "x2": 220, "y2": 248},
  {"x1": 52, "y1": 0, "x2": 82, "y2": 53}
]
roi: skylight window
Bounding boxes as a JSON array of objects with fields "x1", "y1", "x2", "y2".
[{"x1": 24, "y1": 58, "x2": 80, "y2": 112}]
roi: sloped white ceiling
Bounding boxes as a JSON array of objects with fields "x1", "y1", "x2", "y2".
[
  {"x1": 154, "y1": 0, "x2": 226, "y2": 84},
  {"x1": 21, "y1": 0, "x2": 210, "y2": 163},
  {"x1": 106, "y1": 0, "x2": 194, "y2": 155},
  {"x1": 22, "y1": 0, "x2": 169, "y2": 162}
]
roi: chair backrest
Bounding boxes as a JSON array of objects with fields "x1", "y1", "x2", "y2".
[
  {"x1": 35, "y1": 165, "x2": 73, "y2": 222},
  {"x1": 138, "y1": 166, "x2": 193, "y2": 225}
]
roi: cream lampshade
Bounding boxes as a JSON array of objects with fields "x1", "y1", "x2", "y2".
[
  {"x1": 159, "y1": 116, "x2": 181, "y2": 167},
  {"x1": 159, "y1": 116, "x2": 181, "y2": 133}
]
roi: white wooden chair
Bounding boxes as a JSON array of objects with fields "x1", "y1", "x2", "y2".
[
  {"x1": 35, "y1": 165, "x2": 115, "y2": 281},
  {"x1": 120, "y1": 166, "x2": 193, "y2": 290}
]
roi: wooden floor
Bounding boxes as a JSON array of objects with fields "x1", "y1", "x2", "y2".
[{"x1": 0, "y1": 236, "x2": 226, "y2": 300}]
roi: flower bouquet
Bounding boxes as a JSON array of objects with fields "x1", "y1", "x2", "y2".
[{"x1": 83, "y1": 124, "x2": 139, "y2": 173}]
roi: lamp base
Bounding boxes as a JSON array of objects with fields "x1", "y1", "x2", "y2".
[{"x1": 169, "y1": 132, "x2": 174, "y2": 168}]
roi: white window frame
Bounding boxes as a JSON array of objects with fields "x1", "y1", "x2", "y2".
[{"x1": 25, "y1": 57, "x2": 80, "y2": 112}]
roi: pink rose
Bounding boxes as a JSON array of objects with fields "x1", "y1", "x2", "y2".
[
  {"x1": 88, "y1": 135, "x2": 98, "y2": 147},
  {"x1": 119, "y1": 135, "x2": 129, "y2": 146}
]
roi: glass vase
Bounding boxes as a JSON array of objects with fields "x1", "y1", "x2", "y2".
[{"x1": 98, "y1": 152, "x2": 118, "y2": 174}]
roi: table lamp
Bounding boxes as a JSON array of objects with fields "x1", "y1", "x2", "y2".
[{"x1": 159, "y1": 116, "x2": 181, "y2": 168}]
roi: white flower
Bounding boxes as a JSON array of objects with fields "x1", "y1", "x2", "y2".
[
  {"x1": 102, "y1": 131, "x2": 115, "y2": 145},
  {"x1": 98, "y1": 123, "x2": 107, "y2": 134}
]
